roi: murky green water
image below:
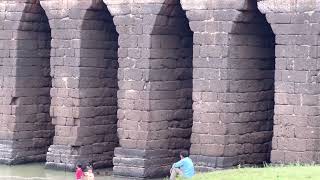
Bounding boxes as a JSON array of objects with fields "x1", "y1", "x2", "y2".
[{"x1": 0, "y1": 163, "x2": 124, "y2": 180}]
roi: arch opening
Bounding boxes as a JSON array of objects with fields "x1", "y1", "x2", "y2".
[
  {"x1": 77, "y1": 2, "x2": 119, "y2": 169},
  {"x1": 150, "y1": 0, "x2": 194, "y2": 166},
  {"x1": 13, "y1": 2, "x2": 53, "y2": 163},
  {"x1": 226, "y1": 1, "x2": 275, "y2": 165}
]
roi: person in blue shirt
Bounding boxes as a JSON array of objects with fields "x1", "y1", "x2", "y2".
[{"x1": 170, "y1": 151, "x2": 195, "y2": 180}]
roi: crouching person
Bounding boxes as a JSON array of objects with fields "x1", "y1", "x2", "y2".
[{"x1": 170, "y1": 151, "x2": 195, "y2": 180}]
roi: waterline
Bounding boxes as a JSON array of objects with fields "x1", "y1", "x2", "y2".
[{"x1": 0, "y1": 163, "x2": 112, "y2": 180}]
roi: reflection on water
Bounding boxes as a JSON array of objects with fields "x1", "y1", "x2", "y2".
[{"x1": 0, "y1": 163, "x2": 125, "y2": 180}]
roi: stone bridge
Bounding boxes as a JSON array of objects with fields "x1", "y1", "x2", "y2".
[{"x1": 0, "y1": 0, "x2": 319, "y2": 178}]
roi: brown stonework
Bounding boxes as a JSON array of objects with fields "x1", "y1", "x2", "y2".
[
  {"x1": 0, "y1": 0, "x2": 318, "y2": 179},
  {"x1": 0, "y1": 0, "x2": 53, "y2": 164},
  {"x1": 40, "y1": 0, "x2": 119, "y2": 170},
  {"x1": 111, "y1": 0, "x2": 193, "y2": 178},
  {"x1": 258, "y1": 0, "x2": 320, "y2": 165},
  {"x1": 182, "y1": 0, "x2": 275, "y2": 171}
]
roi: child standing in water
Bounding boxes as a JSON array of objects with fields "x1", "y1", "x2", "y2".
[
  {"x1": 75, "y1": 164, "x2": 84, "y2": 180},
  {"x1": 84, "y1": 165, "x2": 95, "y2": 180}
]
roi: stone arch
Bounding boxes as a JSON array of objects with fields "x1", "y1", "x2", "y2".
[
  {"x1": 13, "y1": 0, "x2": 53, "y2": 163},
  {"x1": 149, "y1": 0, "x2": 193, "y2": 166},
  {"x1": 75, "y1": 1, "x2": 119, "y2": 169},
  {"x1": 258, "y1": 0, "x2": 320, "y2": 165},
  {"x1": 181, "y1": 0, "x2": 276, "y2": 171},
  {"x1": 225, "y1": 0, "x2": 275, "y2": 165}
]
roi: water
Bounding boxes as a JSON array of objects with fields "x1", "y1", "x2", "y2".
[{"x1": 0, "y1": 163, "x2": 124, "y2": 180}]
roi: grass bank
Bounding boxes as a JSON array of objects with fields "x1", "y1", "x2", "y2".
[{"x1": 175, "y1": 165, "x2": 320, "y2": 180}]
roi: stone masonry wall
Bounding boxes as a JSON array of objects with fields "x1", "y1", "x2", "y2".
[
  {"x1": 0, "y1": 0, "x2": 318, "y2": 179},
  {"x1": 225, "y1": 5, "x2": 275, "y2": 166},
  {"x1": 77, "y1": 4, "x2": 119, "y2": 169},
  {"x1": 258, "y1": 0, "x2": 320, "y2": 164},
  {"x1": 0, "y1": 0, "x2": 53, "y2": 164},
  {"x1": 42, "y1": 0, "x2": 119, "y2": 170},
  {"x1": 149, "y1": 0, "x2": 193, "y2": 174},
  {"x1": 182, "y1": 0, "x2": 276, "y2": 171},
  {"x1": 112, "y1": 0, "x2": 193, "y2": 178},
  {"x1": 41, "y1": 0, "x2": 84, "y2": 170},
  {"x1": 0, "y1": 1, "x2": 17, "y2": 163}
]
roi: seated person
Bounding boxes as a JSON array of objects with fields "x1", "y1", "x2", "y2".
[{"x1": 170, "y1": 151, "x2": 195, "y2": 180}]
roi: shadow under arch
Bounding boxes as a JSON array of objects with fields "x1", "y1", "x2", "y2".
[
  {"x1": 224, "y1": 0, "x2": 275, "y2": 166},
  {"x1": 13, "y1": 1, "x2": 53, "y2": 163},
  {"x1": 149, "y1": 0, "x2": 194, "y2": 170},
  {"x1": 77, "y1": 1, "x2": 119, "y2": 169}
]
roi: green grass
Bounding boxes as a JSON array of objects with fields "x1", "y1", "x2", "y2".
[{"x1": 172, "y1": 165, "x2": 320, "y2": 180}]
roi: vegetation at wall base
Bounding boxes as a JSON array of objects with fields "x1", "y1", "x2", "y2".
[{"x1": 166, "y1": 164, "x2": 320, "y2": 180}]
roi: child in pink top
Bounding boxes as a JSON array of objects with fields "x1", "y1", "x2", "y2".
[{"x1": 75, "y1": 164, "x2": 84, "y2": 180}]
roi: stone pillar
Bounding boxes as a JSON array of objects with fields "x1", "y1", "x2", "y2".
[
  {"x1": 106, "y1": 0, "x2": 193, "y2": 178},
  {"x1": 182, "y1": 0, "x2": 275, "y2": 171},
  {"x1": 258, "y1": 0, "x2": 320, "y2": 164},
  {"x1": 0, "y1": 0, "x2": 53, "y2": 164},
  {"x1": 41, "y1": 0, "x2": 119, "y2": 170}
]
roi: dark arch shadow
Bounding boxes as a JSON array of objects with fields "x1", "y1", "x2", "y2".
[
  {"x1": 78, "y1": 2, "x2": 119, "y2": 169},
  {"x1": 13, "y1": 1, "x2": 53, "y2": 163},
  {"x1": 150, "y1": 0, "x2": 194, "y2": 172},
  {"x1": 224, "y1": 0, "x2": 275, "y2": 166}
]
